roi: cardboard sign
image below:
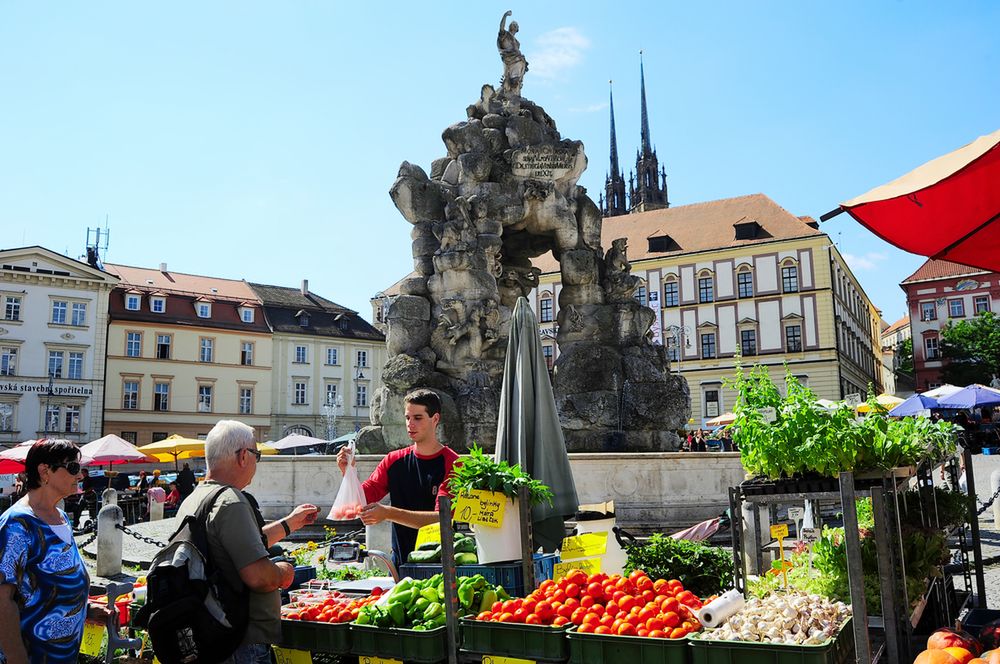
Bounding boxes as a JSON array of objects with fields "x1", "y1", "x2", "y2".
[
  {"x1": 787, "y1": 507, "x2": 804, "y2": 521},
  {"x1": 758, "y1": 407, "x2": 777, "y2": 423},
  {"x1": 454, "y1": 490, "x2": 506, "y2": 528},
  {"x1": 801, "y1": 527, "x2": 819, "y2": 542},
  {"x1": 80, "y1": 622, "x2": 104, "y2": 656},
  {"x1": 273, "y1": 648, "x2": 312, "y2": 664},
  {"x1": 553, "y1": 557, "x2": 601, "y2": 579},
  {"x1": 560, "y1": 532, "x2": 608, "y2": 559},
  {"x1": 845, "y1": 393, "x2": 862, "y2": 407},
  {"x1": 415, "y1": 523, "x2": 441, "y2": 548},
  {"x1": 483, "y1": 656, "x2": 536, "y2": 664},
  {"x1": 770, "y1": 523, "x2": 789, "y2": 539}
]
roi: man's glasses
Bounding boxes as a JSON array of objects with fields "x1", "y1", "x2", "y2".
[
  {"x1": 238, "y1": 447, "x2": 262, "y2": 462},
  {"x1": 51, "y1": 461, "x2": 82, "y2": 475}
]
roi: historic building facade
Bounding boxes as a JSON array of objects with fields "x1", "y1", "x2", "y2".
[
  {"x1": 0, "y1": 246, "x2": 118, "y2": 445},
  {"x1": 102, "y1": 264, "x2": 273, "y2": 443},
  {"x1": 530, "y1": 194, "x2": 883, "y2": 425},
  {"x1": 901, "y1": 259, "x2": 1000, "y2": 391},
  {"x1": 249, "y1": 281, "x2": 386, "y2": 439},
  {"x1": 880, "y1": 315, "x2": 913, "y2": 397}
]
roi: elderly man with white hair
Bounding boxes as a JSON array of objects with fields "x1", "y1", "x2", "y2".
[{"x1": 177, "y1": 419, "x2": 319, "y2": 664}]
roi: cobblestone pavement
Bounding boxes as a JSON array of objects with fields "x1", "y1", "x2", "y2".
[{"x1": 971, "y1": 454, "x2": 1000, "y2": 608}]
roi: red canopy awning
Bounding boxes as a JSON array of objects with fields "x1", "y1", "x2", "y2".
[{"x1": 833, "y1": 128, "x2": 1000, "y2": 272}]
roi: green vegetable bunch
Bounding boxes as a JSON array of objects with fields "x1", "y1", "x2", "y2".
[
  {"x1": 622, "y1": 533, "x2": 733, "y2": 597},
  {"x1": 355, "y1": 574, "x2": 508, "y2": 630},
  {"x1": 448, "y1": 445, "x2": 554, "y2": 507}
]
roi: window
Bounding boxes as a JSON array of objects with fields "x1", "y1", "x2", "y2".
[
  {"x1": 123, "y1": 381, "x2": 139, "y2": 409},
  {"x1": 925, "y1": 337, "x2": 939, "y2": 360},
  {"x1": 121, "y1": 431, "x2": 137, "y2": 444},
  {"x1": 71, "y1": 302, "x2": 87, "y2": 326},
  {"x1": 48, "y1": 351, "x2": 64, "y2": 378},
  {"x1": 0, "y1": 347, "x2": 16, "y2": 376},
  {"x1": 325, "y1": 383, "x2": 339, "y2": 406},
  {"x1": 634, "y1": 286, "x2": 648, "y2": 307},
  {"x1": 326, "y1": 348, "x2": 339, "y2": 365},
  {"x1": 357, "y1": 350, "x2": 368, "y2": 368},
  {"x1": 0, "y1": 403, "x2": 13, "y2": 431},
  {"x1": 156, "y1": 334, "x2": 171, "y2": 359},
  {"x1": 294, "y1": 382, "x2": 308, "y2": 405},
  {"x1": 126, "y1": 332, "x2": 141, "y2": 357},
  {"x1": 68, "y1": 352, "x2": 83, "y2": 379},
  {"x1": 974, "y1": 295, "x2": 991, "y2": 313},
  {"x1": 740, "y1": 329, "x2": 757, "y2": 356},
  {"x1": 542, "y1": 345, "x2": 554, "y2": 370},
  {"x1": 737, "y1": 271, "x2": 754, "y2": 298},
  {"x1": 949, "y1": 299, "x2": 966, "y2": 318},
  {"x1": 540, "y1": 298, "x2": 553, "y2": 323},
  {"x1": 64, "y1": 405, "x2": 80, "y2": 433},
  {"x1": 125, "y1": 294, "x2": 140, "y2": 310},
  {"x1": 150, "y1": 297, "x2": 165, "y2": 313},
  {"x1": 356, "y1": 383, "x2": 368, "y2": 407},
  {"x1": 154, "y1": 383, "x2": 169, "y2": 411},
  {"x1": 51, "y1": 300, "x2": 67, "y2": 324},
  {"x1": 663, "y1": 281, "x2": 679, "y2": 307},
  {"x1": 198, "y1": 385, "x2": 213, "y2": 412},
  {"x1": 921, "y1": 302, "x2": 937, "y2": 321},
  {"x1": 4, "y1": 296, "x2": 21, "y2": 321},
  {"x1": 239, "y1": 387, "x2": 253, "y2": 414},
  {"x1": 294, "y1": 345, "x2": 307, "y2": 363},
  {"x1": 704, "y1": 389, "x2": 721, "y2": 417},
  {"x1": 785, "y1": 325, "x2": 802, "y2": 352},
  {"x1": 197, "y1": 302, "x2": 211, "y2": 318},
  {"x1": 701, "y1": 333, "x2": 717, "y2": 359},
  {"x1": 240, "y1": 307, "x2": 254, "y2": 323},
  {"x1": 698, "y1": 277, "x2": 714, "y2": 303},
  {"x1": 45, "y1": 405, "x2": 60, "y2": 432},
  {"x1": 666, "y1": 344, "x2": 679, "y2": 361},
  {"x1": 152, "y1": 432, "x2": 169, "y2": 442},
  {"x1": 241, "y1": 342, "x2": 254, "y2": 366},
  {"x1": 781, "y1": 265, "x2": 799, "y2": 293},
  {"x1": 200, "y1": 338, "x2": 214, "y2": 363}
]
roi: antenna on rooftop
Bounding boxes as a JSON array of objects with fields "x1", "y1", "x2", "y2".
[{"x1": 84, "y1": 217, "x2": 110, "y2": 269}]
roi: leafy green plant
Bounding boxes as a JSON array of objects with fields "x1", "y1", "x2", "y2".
[
  {"x1": 622, "y1": 533, "x2": 733, "y2": 597},
  {"x1": 447, "y1": 445, "x2": 553, "y2": 507}
]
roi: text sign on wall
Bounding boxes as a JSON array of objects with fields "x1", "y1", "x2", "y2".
[
  {"x1": 511, "y1": 146, "x2": 577, "y2": 180},
  {"x1": 0, "y1": 381, "x2": 94, "y2": 396}
]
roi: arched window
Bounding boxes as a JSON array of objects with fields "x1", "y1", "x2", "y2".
[
  {"x1": 736, "y1": 264, "x2": 754, "y2": 299},
  {"x1": 780, "y1": 259, "x2": 799, "y2": 293},
  {"x1": 663, "y1": 276, "x2": 679, "y2": 307},
  {"x1": 697, "y1": 270, "x2": 715, "y2": 303}
]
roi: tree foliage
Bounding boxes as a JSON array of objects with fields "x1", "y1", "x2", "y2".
[
  {"x1": 941, "y1": 311, "x2": 1000, "y2": 385},
  {"x1": 896, "y1": 337, "x2": 913, "y2": 378}
]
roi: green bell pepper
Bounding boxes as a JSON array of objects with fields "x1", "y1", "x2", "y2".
[
  {"x1": 388, "y1": 602, "x2": 406, "y2": 627},
  {"x1": 457, "y1": 583, "x2": 475, "y2": 610},
  {"x1": 478, "y1": 588, "x2": 497, "y2": 614},
  {"x1": 422, "y1": 601, "x2": 443, "y2": 622}
]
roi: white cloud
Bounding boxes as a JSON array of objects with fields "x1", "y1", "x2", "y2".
[
  {"x1": 568, "y1": 102, "x2": 609, "y2": 114},
  {"x1": 528, "y1": 27, "x2": 590, "y2": 81},
  {"x1": 843, "y1": 251, "x2": 888, "y2": 271}
]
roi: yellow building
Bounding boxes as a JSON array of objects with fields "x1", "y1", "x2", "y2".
[
  {"x1": 103, "y1": 263, "x2": 273, "y2": 443},
  {"x1": 531, "y1": 194, "x2": 883, "y2": 425}
]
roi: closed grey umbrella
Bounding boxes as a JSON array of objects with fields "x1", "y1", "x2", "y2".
[{"x1": 495, "y1": 297, "x2": 579, "y2": 551}]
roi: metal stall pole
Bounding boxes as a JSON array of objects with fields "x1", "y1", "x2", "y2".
[
  {"x1": 438, "y1": 496, "x2": 459, "y2": 664},
  {"x1": 963, "y1": 445, "x2": 988, "y2": 607},
  {"x1": 518, "y1": 486, "x2": 536, "y2": 592},
  {"x1": 840, "y1": 471, "x2": 871, "y2": 664},
  {"x1": 871, "y1": 487, "x2": 904, "y2": 663},
  {"x1": 729, "y1": 487, "x2": 746, "y2": 593}
]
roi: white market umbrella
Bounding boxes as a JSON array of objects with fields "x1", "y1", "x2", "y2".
[
  {"x1": 269, "y1": 433, "x2": 329, "y2": 454},
  {"x1": 80, "y1": 434, "x2": 157, "y2": 466},
  {"x1": 922, "y1": 384, "x2": 964, "y2": 400}
]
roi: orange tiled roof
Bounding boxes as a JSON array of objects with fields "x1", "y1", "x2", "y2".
[
  {"x1": 883, "y1": 315, "x2": 910, "y2": 336},
  {"x1": 900, "y1": 258, "x2": 991, "y2": 284},
  {"x1": 104, "y1": 263, "x2": 260, "y2": 302}
]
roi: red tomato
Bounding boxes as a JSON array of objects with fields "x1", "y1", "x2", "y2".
[
  {"x1": 604, "y1": 600, "x2": 620, "y2": 617},
  {"x1": 618, "y1": 596, "x2": 637, "y2": 613},
  {"x1": 564, "y1": 597, "x2": 580, "y2": 610},
  {"x1": 646, "y1": 617, "x2": 665, "y2": 632},
  {"x1": 653, "y1": 579, "x2": 670, "y2": 594},
  {"x1": 557, "y1": 604, "x2": 574, "y2": 619},
  {"x1": 586, "y1": 573, "x2": 606, "y2": 586},
  {"x1": 594, "y1": 625, "x2": 612, "y2": 634},
  {"x1": 551, "y1": 589, "x2": 567, "y2": 603},
  {"x1": 502, "y1": 599, "x2": 521, "y2": 613},
  {"x1": 662, "y1": 612, "x2": 680, "y2": 629},
  {"x1": 565, "y1": 582, "x2": 581, "y2": 598},
  {"x1": 492, "y1": 601, "x2": 504, "y2": 613},
  {"x1": 629, "y1": 569, "x2": 647, "y2": 582},
  {"x1": 670, "y1": 627, "x2": 687, "y2": 639},
  {"x1": 535, "y1": 601, "x2": 554, "y2": 619},
  {"x1": 538, "y1": 579, "x2": 556, "y2": 594},
  {"x1": 476, "y1": 611, "x2": 492, "y2": 621},
  {"x1": 617, "y1": 622, "x2": 637, "y2": 636},
  {"x1": 599, "y1": 614, "x2": 615, "y2": 628},
  {"x1": 635, "y1": 576, "x2": 654, "y2": 592},
  {"x1": 586, "y1": 582, "x2": 604, "y2": 599},
  {"x1": 498, "y1": 612, "x2": 515, "y2": 623},
  {"x1": 580, "y1": 595, "x2": 596, "y2": 609},
  {"x1": 513, "y1": 608, "x2": 528, "y2": 622},
  {"x1": 637, "y1": 628, "x2": 649, "y2": 637},
  {"x1": 649, "y1": 629, "x2": 666, "y2": 639},
  {"x1": 567, "y1": 570, "x2": 588, "y2": 586},
  {"x1": 637, "y1": 607, "x2": 656, "y2": 623},
  {"x1": 578, "y1": 623, "x2": 595, "y2": 633},
  {"x1": 660, "y1": 598, "x2": 680, "y2": 614},
  {"x1": 582, "y1": 612, "x2": 600, "y2": 626},
  {"x1": 570, "y1": 607, "x2": 587, "y2": 624},
  {"x1": 525, "y1": 613, "x2": 542, "y2": 625},
  {"x1": 552, "y1": 616, "x2": 569, "y2": 627},
  {"x1": 522, "y1": 598, "x2": 537, "y2": 614}
]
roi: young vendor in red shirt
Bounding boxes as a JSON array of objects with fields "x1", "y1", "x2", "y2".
[{"x1": 337, "y1": 389, "x2": 458, "y2": 567}]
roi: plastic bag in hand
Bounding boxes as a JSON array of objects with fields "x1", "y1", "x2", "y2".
[{"x1": 327, "y1": 443, "x2": 365, "y2": 520}]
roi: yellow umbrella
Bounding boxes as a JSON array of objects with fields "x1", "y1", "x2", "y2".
[
  {"x1": 258, "y1": 442, "x2": 279, "y2": 455},
  {"x1": 856, "y1": 394, "x2": 905, "y2": 414},
  {"x1": 138, "y1": 434, "x2": 206, "y2": 468}
]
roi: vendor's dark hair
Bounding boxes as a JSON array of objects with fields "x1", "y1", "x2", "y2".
[
  {"x1": 25, "y1": 439, "x2": 81, "y2": 490},
  {"x1": 404, "y1": 389, "x2": 442, "y2": 417}
]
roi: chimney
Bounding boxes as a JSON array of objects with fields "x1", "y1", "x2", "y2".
[
  {"x1": 159, "y1": 262, "x2": 168, "y2": 272},
  {"x1": 301, "y1": 279, "x2": 309, "y2": 296}
]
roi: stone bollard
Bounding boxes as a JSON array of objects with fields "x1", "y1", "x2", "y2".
[
  {"x1": 148, "y1": 487, "x2": 166, "y2": 521},
  {"x1": 991, "y1": 470, "x2": 1000, "y2": 529},
  {"x1": 366, "y1": 522, "x2": 393, "y2": 566},
  {"x1": 102, "y1": 488, "x2": 118, "y2": 506},
  {"x1": 96, "y1": 503, "x2": 124, "y2": 578}
]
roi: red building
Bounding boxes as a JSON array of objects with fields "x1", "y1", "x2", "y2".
[{"x1": 900, "y1": 259, "x2": 1000, "y2": 391}]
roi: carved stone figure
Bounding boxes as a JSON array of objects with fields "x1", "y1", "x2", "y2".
[
  {"x1": 603, "y1": 238, "x2": 641, "y2": 302},
  {"x1": 498, "y1": 11, "x2": 528, "y2": 97}
]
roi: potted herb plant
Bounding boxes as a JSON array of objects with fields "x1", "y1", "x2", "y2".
[{"x1": 447, "y1": 445, "x2": 553, "y2": 563}]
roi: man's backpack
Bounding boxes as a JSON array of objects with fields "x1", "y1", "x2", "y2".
[{"x1": 133, "y1": 485, "x2": 250, "y2": 663}]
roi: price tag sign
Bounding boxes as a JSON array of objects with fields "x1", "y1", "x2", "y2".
[
  {"x1": 553, "y1": 557, "x2": 601, "y2": 579},
  {"x1": 483, "y1": 656, "x2": 536, "y2": 664},
  {"x1": 845, "y1": 393, "x2": 862, "y2": 407},
  {"x1": 560, "y1": 532, "x2": 608, "y2": 559},
  {"x1": 80, "y1": 622, "x2": 105, "y2": 657},
  {"x1": 358, "y1": 657, "x2": 402, "y2": 664},
  {"x1": 770, "y1": 523, "x2": 789, "y2": 539},
  {"x1": 415, "y1": 523, "x2": 441, "y2": 548},
  {"x1": 787, "y1": 507, "x2": 804, "y2": 521},
  {"x1": 758, "y1": 407, "x2": 777, "y2": 423},
  {"x1": 801, "y1": 527, "x2": 819, "y2": 542},
  {"x1": 453, "y1": 490, "x2": 506, "y2": 528}
]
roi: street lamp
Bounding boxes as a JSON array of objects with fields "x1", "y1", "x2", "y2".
[
  {"x1": 354, "y1": 367, "x2": 365, "y2": 432},
  {"x1": 664, "y1": 325, "x2": 691, "y2": 374},
  {"x1": 322, "y1": 394, "x2": 343, "y2": 441}
]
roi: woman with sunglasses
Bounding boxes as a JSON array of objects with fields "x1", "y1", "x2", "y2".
[{"x1": 0, "y1": 439, "x2": 112, "y2": 664}]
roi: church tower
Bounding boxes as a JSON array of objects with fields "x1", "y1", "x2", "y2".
[
  {"x1": 601, "y1": 82, "x2": 628, "y2": 217},
  {"x1": 629, "y1": 52, "x2": 669, "y2": 213}
]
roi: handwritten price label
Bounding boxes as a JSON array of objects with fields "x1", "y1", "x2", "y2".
[
  {"x1": 787, "y1": 507, "x2": 804, "y2": 521},
  {"x1": 770, "y1": 523, "x2": 789, "y2": 539},
  {"x1": 801, "y1": 527, "x2": 819, "y2": 542},
  {"x1": 454, "y1": 490, "x2": 506, "y2": 528},
  {"x1": 272, "y1": 647, "x2": 312, "y2": 664},
  {"x1": 560, "y1": 532, "x2": 608, "y2": 559},
  {"x1": 358, "y1": 657, "x2": 402, "y2": 664},
  {"x1": 80, "y1": 622, "x2": 105, "y2": 656},
  {"x1": 553, "y1": 557, "x2": 601, "y2": 579},
  {"x1": 483, "y1": 656, "x2": 536, "y2": 664},
  {"x1": 758, "y1": 407, "x2": 777, "y2": 423},
  {"x1": 415, "y1": 523, "x2": 441, "y2": 548}
]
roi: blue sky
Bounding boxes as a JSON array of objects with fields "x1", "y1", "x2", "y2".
[{"x1": 2, "y1": 2, "x2": 997, "y2": 324}]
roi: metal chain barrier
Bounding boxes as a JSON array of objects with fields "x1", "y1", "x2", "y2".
[
  {"x1": 977, "y1": 482, "x2": 1000, "y2": 516},
  {"x1": 116, "y1": 522, "x2": 167, "y2": 548},
  {"x1": 74, "y1": 519, "x2": 98, "y2": 549}
]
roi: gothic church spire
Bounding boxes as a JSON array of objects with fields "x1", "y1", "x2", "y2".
[{"x1": 602, "y1": 80, "x2": 628, "y2": 217}]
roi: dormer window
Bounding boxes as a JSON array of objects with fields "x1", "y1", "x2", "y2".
[
  {"x1": 647, "y1": 235, "x2": 680, "y2": 253},
  {"x1": 125, "y1": 293, "x2": 141, "y2": 311},
  {"x1": 150, "y1": 296, "x2": 166, "y2": 313},
  {"x1": 296, "y1": 309, "x2": 310, "y2": 327},
  {"x1": 196, "y1": 301, "x2": 212, "y2": 318},
  {"x1": 734, "y1": 221, "x2": 761, "y2": 240},
  {"x1": 239, "y1": 307, "x2": 254, "y2": 323}
]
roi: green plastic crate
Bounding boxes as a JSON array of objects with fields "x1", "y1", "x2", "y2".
[
  {"x1": 688, "y1": 619, "x2": 854, "y2": 664},
  {"x1": 566, "y1": 626, "x2": 689, "y2": 664},
  {"x1": 277, "y1": 618, "x2": 352, "y2": 654},
  {"x1": 349, "y1": 623, "x2": 447, "y2": 663},
  {"x1": 460, "y1": 618, "x2": 570, "y2": 661}
]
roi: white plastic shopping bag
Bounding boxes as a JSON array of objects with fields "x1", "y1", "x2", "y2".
[{"x1": 327, "y1": 442, "x2": 366, "y2": 520}]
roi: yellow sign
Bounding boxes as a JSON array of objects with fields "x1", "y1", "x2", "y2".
[
  {"x1": 483, "y1": 656, "x2": 536, "y2": 664},
  {"x1": 553, "y1": 556, "x2": 601, "y2": 579},
  {"x1": 272, "y1": 647, "x2": 313, "y2": 664},
  {"x1": 454, "y1": 490, "x2": 506, "y2": 528},
  {"x1": 415, "y1": 523, "x2": 441, "y2": 548},
  {"x1": 80, "y1": 622, "x2": 105, "y2": 656},
  {"x1": 560, "y1": 532, "x2": 608, "y2": 559},
  {"x1": 770, "y1": 523, "x2": 789, "y2": 539},
  {"x1": 358, "y1": 658, "x2": 403, "y2": 664}
]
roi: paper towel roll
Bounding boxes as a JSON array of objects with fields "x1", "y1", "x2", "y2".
[{"x1": 696, "y1": 589, "x2": 745, "y2": 628}]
